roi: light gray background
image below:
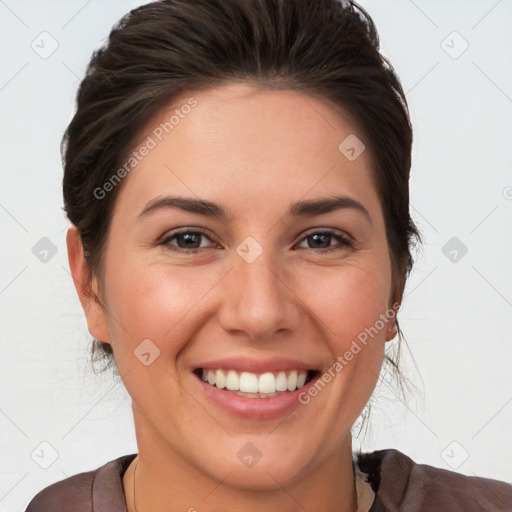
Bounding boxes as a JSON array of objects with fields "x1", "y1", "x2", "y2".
[{"x1": 1, "y1": 1, "x2": 511, "y2": 510}]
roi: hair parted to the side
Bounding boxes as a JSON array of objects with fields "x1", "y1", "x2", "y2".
[{"x1": 62, "y1": 0, "x2": 422, "y2": 437}]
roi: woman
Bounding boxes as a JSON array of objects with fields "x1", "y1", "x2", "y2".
[{"x1": 25, "y1": 0, "x2": 512, "y2": 511}]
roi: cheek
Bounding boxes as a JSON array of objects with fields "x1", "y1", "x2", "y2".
[
  {"x1": 301, "y1": 257, "x2": 391, "y2": 395},
  {"x1": 303, "y1": 259, "x2": 392, "y2": 343},
  {"x1": 102, "y1": 255, "x2": 222, "y2": 361}
]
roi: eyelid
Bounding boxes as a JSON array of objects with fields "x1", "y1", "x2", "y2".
[
  {"x1": 298, "y1": 227, "x2": 353, "y2": 243},
  {"x1": 161, "y1": 226, "x2": 211, "y2": 238}
]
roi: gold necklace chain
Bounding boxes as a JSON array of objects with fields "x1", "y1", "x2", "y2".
[{"x1": 133, "y1": 460, "x2": 139, "y2": 512}]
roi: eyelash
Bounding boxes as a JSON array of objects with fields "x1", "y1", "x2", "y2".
[{"x1": 158, "y1": 228, "x2": 353, "y2": 254}]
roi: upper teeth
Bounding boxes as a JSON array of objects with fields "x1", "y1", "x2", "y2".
[{"x1": 201, "y1": 369, "x2": 308, "y2": 393}]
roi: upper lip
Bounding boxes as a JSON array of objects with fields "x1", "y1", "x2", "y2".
[{"x1": 193, "y1": 356, "x2": 318, "y2": 374}]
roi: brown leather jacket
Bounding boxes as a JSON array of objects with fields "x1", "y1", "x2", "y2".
[{"x1": 25, "y1": 449, "x2": 512, "y2": 511}]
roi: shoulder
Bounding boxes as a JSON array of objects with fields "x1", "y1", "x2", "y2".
[
  {"x1": 357, "y1": 448, "x2": 512, "y2": 512},
  {"x1": 24, "y1": 454, "x2": 136, "y2": 512}
]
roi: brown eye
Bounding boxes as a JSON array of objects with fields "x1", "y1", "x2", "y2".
[
  {"x1": 160, "y1": 229, "x2": 216, "y2": 252},
  {"x1": 297, "y1": 230, "x2": 353, "y2": 252}
]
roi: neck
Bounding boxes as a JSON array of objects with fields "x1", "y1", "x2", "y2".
[{"x1": 123, "y1": 414, "x2": 358, "y2": 512}]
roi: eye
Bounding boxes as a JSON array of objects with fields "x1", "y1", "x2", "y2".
[
  {"x1": 159, "y1": 229, "x2": 216, "y2": 253},
  {"x1": 159, "y1": 228, "x2": 353, "y2": 254},
  {"x1": 295, "y1": 229, "x2": 353, "y2": 252}
]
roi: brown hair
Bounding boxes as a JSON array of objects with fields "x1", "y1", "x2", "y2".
[{"x1": 62, "y1": 0, "x2": 421, "y2": 433}]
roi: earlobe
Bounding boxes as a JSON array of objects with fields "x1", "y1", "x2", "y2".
[
  {"x1": 66, "y1": 225, "x2": 111, "y2": 343},
  {"x1": 385, "y1": 321, "x2": 397, "y2": 342},
  {"x1": 385, "y1": 297, "x2": 401, "y2": 342}
]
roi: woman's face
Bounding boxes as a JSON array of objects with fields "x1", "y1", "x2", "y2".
[{"x1": 72, "y1": 82, "x2": 397, "y2": 488}]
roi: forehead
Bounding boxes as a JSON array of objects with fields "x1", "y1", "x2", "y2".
[{"x1": 115, "y1": 82, "x2": 380, "y2": 219}]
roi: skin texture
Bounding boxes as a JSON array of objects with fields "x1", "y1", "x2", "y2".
[{"x1": 67, "y1": 82, "x2": 400, "y2": 512}]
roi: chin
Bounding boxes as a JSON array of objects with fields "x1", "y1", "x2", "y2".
[
  {"x1": 209, "y1": 460, "x2": 306, "y2": 491},
  {"x1": 194, "y1": 438, "x2": 318, "y2": 491}
]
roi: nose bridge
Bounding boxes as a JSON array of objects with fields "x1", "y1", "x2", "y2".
[
  {"x1": 238, "y1": 248, "x2": 281, "y2": 302},
  {"x1": 220, "y1": 242, "x2": 297, "y2": 341}
]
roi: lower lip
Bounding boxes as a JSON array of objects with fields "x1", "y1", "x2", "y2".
[{"x1": 194, "y1": 372, "x2": 319, "y2": 420}]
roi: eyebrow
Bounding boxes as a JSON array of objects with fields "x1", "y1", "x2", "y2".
[{"x1": 137, "y1": 195, "x2": 372, "y2": 224}]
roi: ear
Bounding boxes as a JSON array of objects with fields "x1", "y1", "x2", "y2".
[
  {"x1": 385, "y1": 302, "x2": 400, "y2": 342},
  {"x1": 386, "y1": 279, "x2": 403, "y2": 342},
  {"x1": 66, "y1": 225, "x2": 111, "y2": 344}
]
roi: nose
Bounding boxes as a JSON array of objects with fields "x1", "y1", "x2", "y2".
[{"x1": 217, "y1": 248, "x2": 301, "y2": 343}]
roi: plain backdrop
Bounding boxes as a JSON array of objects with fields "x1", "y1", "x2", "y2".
[{"x1": 1, "y1": 1, "x2": 511, "y2": 510}]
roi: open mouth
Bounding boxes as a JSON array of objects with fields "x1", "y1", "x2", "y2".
[{"x1": 193, "y1": 368, "x2": 320, "y2": 398}]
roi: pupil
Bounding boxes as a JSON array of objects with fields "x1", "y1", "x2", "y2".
[
  {"x1": 180, "y1": 233, "x2": 200, "y2": 248},
  {"x1": 310, "y1": 233, "x2": 329, "y2": 248}
]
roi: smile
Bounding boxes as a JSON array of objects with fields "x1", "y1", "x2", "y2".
[
  {"x1": 191, "y1": 357, "x2": 322, "y2": 419},
  {"x1": 196, "y1": 368, "x2": 317, "y2": 397}
]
